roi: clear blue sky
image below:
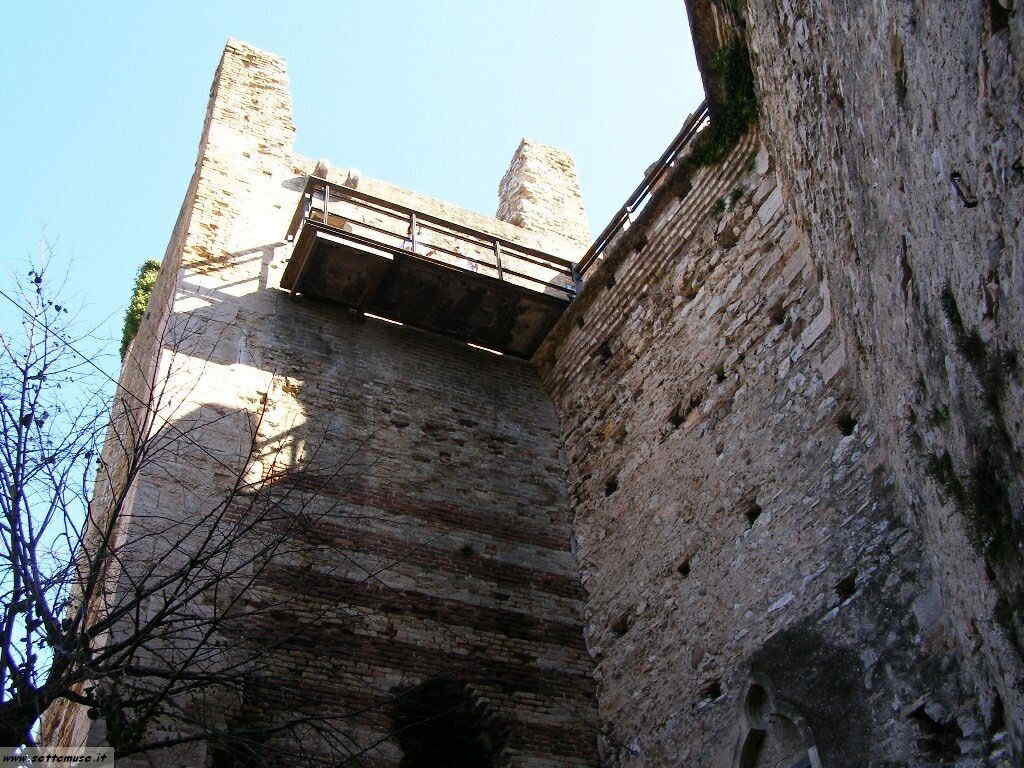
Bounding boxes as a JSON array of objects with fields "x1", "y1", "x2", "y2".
[{"x1": 1, "y1": 1, "x2": 702, "y2": 369}]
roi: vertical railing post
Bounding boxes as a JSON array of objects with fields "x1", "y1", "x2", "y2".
[
  {"x1": 322, "y1": 181, "x2": 331, "y2": 223},
  {"x1": 409, "y1": 212, "x2": 418, "y2": 253},
  {"x1": 493, "y1": 240, "x2": 504, "y2": 281},
  {"x1": 571, "y1": 263, "x2": 582, "y2": 295}
]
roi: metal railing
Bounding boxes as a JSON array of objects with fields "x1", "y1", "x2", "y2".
[
  {"x1": 576, "y1": 101, "x2": 710, "y2": 276},
  {"x1": 285, "y1": 177, "x2": 578, "y2": 299}
]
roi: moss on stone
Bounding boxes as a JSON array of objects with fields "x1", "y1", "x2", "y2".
[
  {"x1": 709, "y1": 38, "x2": 759, "y2": 137},
  {"x1": 982, "y1": 349, "x2": 1016, "y2": 417},
  {"x1": 960, "y1": 329, "x2": 988, "y2": 366},
  {"x1": 940, "y1": 284, "x2": 991, "y2": 369},
  {"x1": 928, "y1": 405, "x2": 950, "y2": 426},
  {"x1": 935, "y1": 284, "x2": 1020, "y2": 570},
  {"x1": 994, "y1": 591, "x2": 1024, "y2": 656},
  {"x1": 120, "y1": 260, "x2": 161, "y2": 359},
  {"x1": 940, "y1": 284, "x2": 964, "y2": 331},
  {"x1": 925, "y1": 451, "x2": 965, "y2": 505},
  {"x1": 969, "y1": 450, "x2": 1016, "y2": 563}
]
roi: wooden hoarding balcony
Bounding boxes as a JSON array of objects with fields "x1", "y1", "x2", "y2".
[{"x1": 282, "y1": 177, "x2": 579, "y2": 358}]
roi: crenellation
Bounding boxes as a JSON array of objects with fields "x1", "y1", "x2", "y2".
[{"x1": 497, "y1": 138, "x2": 590, "y2": 248}]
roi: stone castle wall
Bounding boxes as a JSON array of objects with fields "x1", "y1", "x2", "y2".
[
  {"x1": 47, "y1": 4, "x2": 1024, "y2": 765},
  {"x1": 519, "y1": 1, "x2": 1021, "y2": 765},
  {"x1": 534, "y1": 122, "x2": 1001, "y2": 765}
]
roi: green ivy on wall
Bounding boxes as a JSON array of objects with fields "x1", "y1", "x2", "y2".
[{"x1": 119, "y1": 260, "x2": 161, "y2": 360}]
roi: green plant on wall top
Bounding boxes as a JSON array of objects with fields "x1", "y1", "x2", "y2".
[
  {"x1": 120, "y1": 260, "x2": 160, "y2": 359},
  {"x1": 696, "y1": 37, "x2": 759, "y2": 166}
]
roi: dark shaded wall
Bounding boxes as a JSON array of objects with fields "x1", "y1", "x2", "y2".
[{"x1": 739, "y1": 0, "x2": 1024, "y2": 756}]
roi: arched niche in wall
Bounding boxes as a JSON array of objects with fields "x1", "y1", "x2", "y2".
[
  {"x1": 389, "y1": 678, "x2": 507, "y2": 768},
  {"x1": 731, "y1": 678, "x2": 823, "y2": 768}
]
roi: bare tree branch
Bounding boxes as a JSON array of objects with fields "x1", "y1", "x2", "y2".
[{"x1": 0, "y1": 253, "x2": 422, "y2": 764}]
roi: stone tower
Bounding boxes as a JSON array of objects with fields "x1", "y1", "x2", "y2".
[{"x1": 47, "y1": 38, "x2": 599, "y2": 767}]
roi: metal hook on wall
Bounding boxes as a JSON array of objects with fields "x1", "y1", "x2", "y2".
[{"x1": 949, "y1": 172, "x2": 979, "y2": 208}]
